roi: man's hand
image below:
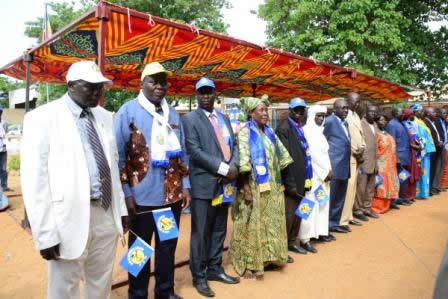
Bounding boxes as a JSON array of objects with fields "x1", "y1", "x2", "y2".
[
  {"x1": 181, "y1": 188, "x2": 191, "y2": 210},
  {"x1": 40, "y1": 244, "x2": 60, "y2": 261},
  {"x1": 121, "y1": 216, "x2": 130, "y2": 234},
  {"x1": 411, "y1": 143, "x2": 420, "y2": 150},
  {"x1": 125, "y1": 196, "x2": 137, "y2": 218},
  {"x1": 225, "y1": 166, "x2": 238, "y2": 181},
  {"x1": 325, "y1": 170, "x2": 333, "y2": 182},
  {"x1": 244, "y1": 191, "x2": 253, "y2": 206},
  {"x1": 356, "y1": 156, "x2": 365, "y2": 164}
]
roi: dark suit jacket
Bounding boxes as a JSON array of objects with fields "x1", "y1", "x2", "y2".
[
  {"x1": 276, "y1": 119, "x2": 306, "y2": 197},
  {"x1": 182, "y1": 109, "x2": 239, "y2": 199},
  {"x1": 424, "y1": 117, "x2": 443, "y2": 152},
  {"x1": 436, "y1": 118, "x2": 446, "y2": 144},
  {"x1": 323, "y1": 114, "x2": 351, "y2": 180},
  {"x1": 386, "y1": 118, "x2": 411, "y2": 166},
  {"x1": 360, "y1": 118, "x2": 378, "y2": 174}
]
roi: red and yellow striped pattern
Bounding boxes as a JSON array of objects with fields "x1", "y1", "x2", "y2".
[{"x1": 0, "y1": 4, "x2": 414, "y2": 102}]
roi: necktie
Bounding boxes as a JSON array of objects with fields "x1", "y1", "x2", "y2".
[
  {"x1": 80, "y1": 109, "x2": 112, "y2": 210},
  {"x1": 343, "y1": 120, "x2": 349, "y2": 138},
  {"x1": 209, "y1": 114, "x2": 231, "y2": 161}
]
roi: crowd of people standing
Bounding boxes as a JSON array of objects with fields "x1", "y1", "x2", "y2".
[{"x1": 20, "y1": 60, "x2": 448, "y2": 299}]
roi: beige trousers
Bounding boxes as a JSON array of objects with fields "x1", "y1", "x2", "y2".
[
  {"x1": 47, "y1": 204, "x2": 118, "y2": 299},
  {"x1": 340, "y1": 156, "x2": 358, "y2": 225}
]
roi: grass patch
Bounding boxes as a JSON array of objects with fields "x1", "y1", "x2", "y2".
[{"x1": 8, "y1": 155, "x2": 20, "y2": 171}]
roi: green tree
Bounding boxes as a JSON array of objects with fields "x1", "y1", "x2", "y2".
[
  {"x1": 86, "y1": 0, "x2": 231, "y2": 33},
  {"x1": 0, "y1": 76, "x2": 26, "y2": 108},
  {"x1": 258, "y1": 0, "x2": 448, "y2": 99},
  {"x1": 24, "y1": 0, "x2": 230, "y2": 110}
]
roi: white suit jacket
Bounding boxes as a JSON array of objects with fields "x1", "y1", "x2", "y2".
[{"x1": 21, "y1": 94, "x2": 128, "y2": 259}]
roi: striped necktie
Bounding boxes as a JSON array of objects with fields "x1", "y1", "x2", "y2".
[
  {"x1": 80, "y1": 109, "x2": 112, "y2": 210},
  {"x1": 209, "y1": 114, "x2": 231, "y2": 161}
]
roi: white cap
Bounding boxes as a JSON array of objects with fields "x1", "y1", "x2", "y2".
[{"x1": 66, "y1": 61, "x2": 112, "y2": 84}]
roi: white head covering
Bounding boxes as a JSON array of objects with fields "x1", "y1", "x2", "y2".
[
  {"x1": 303, "y1": 105, "x2": 331, "y2": 181},
  {"x1": 305, "y1": 105, "x2": 327, "y2": 132}
]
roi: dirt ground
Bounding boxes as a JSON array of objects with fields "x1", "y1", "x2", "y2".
[{"x1": 1, "y1": 171, "x2": 446, "y2": 299}]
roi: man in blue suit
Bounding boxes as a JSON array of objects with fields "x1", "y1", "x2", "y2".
[
  {"x1": 324, "y1": 98, "x2": 351, "y2": 233},
  {"x1": 387, "y1": 108, "x2": 411, "y2": 206}
]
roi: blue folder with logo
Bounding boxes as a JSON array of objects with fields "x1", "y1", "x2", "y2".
[
  {"x1": 152, "y1": 207, "x2": 179, "y2": 241},
  {"x1": 314, "y1": 184, "x2": 329, "y2": 206},
  {"x1": 295, "y1": 198, "x2": 315, "y2": 220},
  {"x1": 119, "y1": 237, "x2": 154, "y2": 277}
]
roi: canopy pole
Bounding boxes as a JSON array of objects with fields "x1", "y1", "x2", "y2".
[
  {"x1": 96, "y1": 1, "x2": 109, "y2": 107},
  {"x1": 22, "y1": 52, "x2": 33, "y2": 229},
  {"x1": 24, "y1": 53, "x2": 33, "y2": 112}
]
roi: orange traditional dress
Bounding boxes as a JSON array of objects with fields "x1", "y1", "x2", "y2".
[
  {"x1": 440, "y1": 148, "x2": 448, "y2": 189},
  {"x1": 372, "y1": 130, "x2": 400, "y2": 213}
]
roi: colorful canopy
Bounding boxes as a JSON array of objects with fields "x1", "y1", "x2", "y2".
[{"x1": 0, "y1": 2, "x2": 417, "y2": 102}]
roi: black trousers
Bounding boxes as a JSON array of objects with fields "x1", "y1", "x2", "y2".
[
  {"x1": 189, "y1": 198, "x2": 229, "y2": 284},
  {"x1": 285, "y1": 195, "x2": 301, "y2": 246},
  {"x1": 430, "y1": 151, "x2": 443, "y2": 190},
  {"x1": 128, "y1": 201, "x2": 182, "y2": 299}
]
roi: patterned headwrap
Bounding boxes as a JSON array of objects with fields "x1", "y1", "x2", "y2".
[
  {"x1": 240, "y1": 94, "x2": 270, "y2": 115},
  {"x1": 411, "y1": 104, "x2": 423, "y2": 112}
]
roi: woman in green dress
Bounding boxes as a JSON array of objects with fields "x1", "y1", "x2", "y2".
[{"x1": 229, "y1": 95, "x2": 293, "y2": 279}]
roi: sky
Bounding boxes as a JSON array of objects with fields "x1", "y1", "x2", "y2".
[{"x1": 0, "y1": 0, "x2": 267, "y2": 68}]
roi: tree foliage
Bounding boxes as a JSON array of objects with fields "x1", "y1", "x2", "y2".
[
  {"x1": 0, "y1": 76, "x2": 26, "y2": 108},
  {"x1": 23, "y1": 0, "x2": 230, "y2": 110},
  {"x1": 258, "y1": 0, "x2": 448, "y2": 98}
]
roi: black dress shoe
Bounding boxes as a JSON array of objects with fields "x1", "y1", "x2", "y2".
[
  {"x1": 328, "y1": 233, "x2": 336, "y2": 241},
  {"x1": 329, "y1": 226, "x2": 348, "y2": 233},
  {"x1": 349, "y1": 219, "x2": 363, "y2": 226},
  {"x1": 364, "y1": 210, "x2": 379, "y2": 218},
  {"x1": 319, "y1": 235, "x2": 332, "y2": 242},
  {"x1": 430, "y1": 189, "x2": 440, "y2": 195},
  {"x1": 301, "y1": 241, "x2": 317, "y2": 253},
  {"x1": 340, "y1": 225, "x2": 352, "y2": 232},
  {"x1": 287, "y1": 255, "x2": 294, "y2": 263},
  {"x1": 288, "y1": 244, "x2": 307, "y2": 254},
  {"x1": 390, "y1": 203, "x2": 400, "y2": 209},
  {"x1": 193, "y1": 282, "x2": 215, "y2": 297},
  {"x1": 354, "y1": 213, "x2": 369, "y2": 221},
  {"x1": 167, "y1": 293, "x2": 183, "y2": 299},
  {"x1": 207, "y1": 272, "x2": 240, "y2": 284}
]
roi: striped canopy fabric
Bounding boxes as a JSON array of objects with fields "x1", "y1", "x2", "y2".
[{"x1": 0, "y1": 2, "x2": 416, "y2": 102}]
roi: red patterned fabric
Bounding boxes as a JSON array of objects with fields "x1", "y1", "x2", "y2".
[{"x1": 0, "y1": 2, "x2": 415, "y2": 102}]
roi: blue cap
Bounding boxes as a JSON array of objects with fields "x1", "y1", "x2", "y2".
[
  {"x1": 195, "y1": 77, "x2": 215, "y2": 90},
  {"x1": 289, "y1": 97, "x2": 307, "y2": 109}
]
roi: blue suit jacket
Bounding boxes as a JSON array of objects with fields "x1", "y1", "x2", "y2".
[
  {"x1": 323, "y1": 114, "x2": 351, "y2": 180},
  {"x1": 386, "y1": 118, "x2": 411, "y2": 166}
]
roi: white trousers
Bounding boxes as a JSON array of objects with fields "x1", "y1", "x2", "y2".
[{"x1": 47, "y1": 204, "x2": 118, "y2": 299}]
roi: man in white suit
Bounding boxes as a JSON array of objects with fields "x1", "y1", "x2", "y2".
[{"x1": 21, "y1": 61, "x2": 128, "y2": 299}]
